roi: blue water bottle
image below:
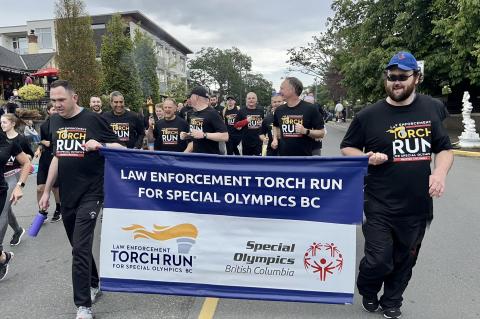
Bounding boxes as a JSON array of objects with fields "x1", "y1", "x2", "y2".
[{"x1": 28, "y1": 210, "x2": 48, "y2": 237}]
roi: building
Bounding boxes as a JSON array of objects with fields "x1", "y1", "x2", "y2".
[{"x1": 0, "y1": 11, "x2": 192, "y2": 95}]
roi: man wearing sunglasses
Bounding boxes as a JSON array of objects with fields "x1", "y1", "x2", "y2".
[{"x1": 340, "y1": 52, "x2": 453, "y2": 319}]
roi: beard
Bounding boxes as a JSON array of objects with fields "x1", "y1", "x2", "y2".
[{"x1": 385, "y1": 80, "x2": 416, "y2": 102}]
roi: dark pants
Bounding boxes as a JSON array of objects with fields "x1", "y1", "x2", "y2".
[
  {"x1": 226, "y1": 137, "x2": 241, "y2": 155},
  {"x1": 62, "y1": 200, "x2": 102, "y2": 308},
  {"x1": 242, "y1": 142, "x2": 262, "y2": 156},
  {"x1": 357, "y1": 216, "x2": 426, "y2": 309}
]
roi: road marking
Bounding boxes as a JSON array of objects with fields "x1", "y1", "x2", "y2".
[
  {"x1": 453, "y1": 150, "x2": 480, "y2": 157},
  {"x1": 198, "y1": 297, "x2": 219, "y2": 319}
]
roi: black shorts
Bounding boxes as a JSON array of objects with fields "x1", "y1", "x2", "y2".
[{"x1": 36, "y1": 163, "x2": 59, "y2": 187}]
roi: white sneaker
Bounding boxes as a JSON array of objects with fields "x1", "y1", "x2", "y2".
[
  {"x1": 90, "y1": 287, "x2": 102, "y2": 304},
  {"x1": 76, "y1": 306, "x2": 94, "y2": 319}
]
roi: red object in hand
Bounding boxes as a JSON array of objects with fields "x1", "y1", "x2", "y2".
[{"x1": 234, "y1": 119, "x2": 248, "y2": 129}]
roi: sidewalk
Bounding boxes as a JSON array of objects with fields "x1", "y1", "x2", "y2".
[{"x1": 325, "y1": 119, "x2": 480, "y2": 157}]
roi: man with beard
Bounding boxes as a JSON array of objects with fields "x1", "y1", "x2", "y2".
[
  {"x1": 181, "y1": 86, "x2": 228, "y2": 154},
  {"x1": 234, "y1": 92, "x2": 264, "y2": 155},
  {"x1": 210, "y1": 95, "x2": 224, "y2": 115},
  {"x1": 89, "y1": 96, "x2": 103, "y2": 115},
  {"x1": 223, "y1": 96, "x2": 242, "y2": 155},
  {"x1": 147, "y1": 99, "x2": 188, "y2": 152},
  {"x1": 102, "y1": 91, "x2": 145, "y2": 149},
  {"x1": 273, "y1": 77, "x2": 325, "y2": 156},
  {"x1": 340, "y1": 52, "x2": 454, "y2": 319}
]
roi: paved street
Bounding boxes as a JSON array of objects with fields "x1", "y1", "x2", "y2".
[{"x1": 1, "y1": 124, "x2": 479, "y2": 319}]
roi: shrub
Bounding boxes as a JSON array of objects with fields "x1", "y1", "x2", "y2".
[{"x1": 18, "y1": 85, "x2": 46, "y2": 101}]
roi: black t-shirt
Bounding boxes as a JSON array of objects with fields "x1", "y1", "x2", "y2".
[
  {"x1": 235, "y1": 106, "x2": 264, "y2": 148},
  {"x1": 102, "y1": 110, "x2": 145, "y2": 149},
  {"x1": 261, "y1": 114, "x2": 278, "y2": 156},
  {"x1": 273, "y1": 100, "x2": 324, "y2": 156},
  {"x1": 0, "y1": 137, "x2": 22, "y2": 190},
  {"x1": 5, "y1": 134, "x2": 33, "y2": 173},
  {"x1": 39, "y1": 117, "x2": 54, "y2": 167},
  {"x1": 153, "y1": 116, "x2": 189, "y2": 152},
  {"x1": 179, "y1": 105, "x2": 194, "y2": 123},
  {"x1": 213, "y1": 104, "x2": 224, "y2": 115},
  {"x1": 189, "y1": 107, "x2": 227, "y2": 154},
  {"x1": 340, "y1": 94, "x2": 452, "y2": 220},
  {"x1": 50, "y1": 109, "x2": 119, "y2": 208},
  {"x1": 224, "y1": 106, "x2": 242, "y2": 139}
]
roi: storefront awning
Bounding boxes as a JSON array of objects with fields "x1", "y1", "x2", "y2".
[{"x1": 31, "y1": 67, "x2": 59, "y2": 77}]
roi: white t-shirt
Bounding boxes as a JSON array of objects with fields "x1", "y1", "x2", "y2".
[{"x1": 335, "y1": 103, "x2": 344, "y2": 113}]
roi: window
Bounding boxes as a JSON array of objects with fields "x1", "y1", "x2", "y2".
[
  {"x1": 12, "y1": 37, "x2": 28, "y2": 54},
  {"x1": 36, "y1": 27, "x2": 52, "y2": 49}
]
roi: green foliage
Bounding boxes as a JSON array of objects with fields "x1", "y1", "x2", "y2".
[
  {"x1": 55, "y1": 0, "x2": 101, "y2": 106},
  {"x1": 133, "y1": 29, "x2": 161, "y2": 103},
  {"x1": 18, "y1": 84, "x2": 45, "y2": 100},
  {"x1": 100, "y1": 14, "x2": 143, "y2": 111},
  {"x1": 166, "y1": 77, "x2": 188, "y2": 103},
  {"x1": 288, "y1": 0, "x2": 480, "y2": 106},
  {"x1": 243, "y1": 73, "x2": 274, "y2": 106}
]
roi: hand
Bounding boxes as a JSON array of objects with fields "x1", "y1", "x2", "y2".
[
  {"x1": 271, "y1": 139, "x2": 278, "y2": 150},
  {"x1": 190, "y1": 129, "x2": 204, "y2": 139},
  {"x1": 180, "y1": 132, "x2": 190, "y2": 140},
  {"x1": 10, "y1": 186, "x2": 23, "y2": 205},
  {"x1": 429, "y1": 173, "x2": 446, "y2": 198},
  {"x1": 39, "y1": 192, "x2": 50, "y2": 211},
  {"x1": 84, "y1": 139, "x2": 102, "y2": 152},
  {"x1": 295, "y1": 123, "x2": 306, "y2": 134},
  {"x1": 366, "y1": 151, "x2": 388, "y2": 165},
  {"x1": 149, "y1": 116, "x2": 155, "y2": 127},
  {"x1": 34, "y1": 147, "x2": 42, "y2": 158}
]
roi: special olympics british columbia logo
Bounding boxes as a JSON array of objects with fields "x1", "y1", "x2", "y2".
[{"x1": 304, "y1": 242, "x2": 344, "y2": 281}]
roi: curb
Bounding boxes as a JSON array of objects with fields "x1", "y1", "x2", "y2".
[{"x1": 452, "y1": 149, "x2": 480, "y2": 158}]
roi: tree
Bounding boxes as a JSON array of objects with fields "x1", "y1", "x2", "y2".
[
  {"x1": 243, "y1": 73, "x2": 274, "y2": 107},
  {"x1": 188, "y1": 47, "x2": 252, "y2": 104},
  {"x1": 166, "y1": 77, "x2": 188, "y2": 103},
  {"x1": 100, "y1": 14, "x2": 143, "y2": 111},
  {"x1": 133, "y1": 29, "x2": 161, "y2": 103},
  {"x1": 55, "y1": 0, "x2": 100, "y2": 106}
]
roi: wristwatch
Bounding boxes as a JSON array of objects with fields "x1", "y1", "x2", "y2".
[
  {"x1": 203, "y1": 133, "x2": 208, "y2": 139},
  {"x1": 16, "y1": 182, "x2": 25, "y2": 188},
  {"x1": 305, "y1": 129, "x2": 311, "y2": 136}
]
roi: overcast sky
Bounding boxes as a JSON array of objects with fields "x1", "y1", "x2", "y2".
[{"x1": 0, "y1": 0, "x2": 333, "y2": 90}]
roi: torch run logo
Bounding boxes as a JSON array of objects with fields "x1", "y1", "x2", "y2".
[{"x1": 304, "y1": 242, "x2": 344, "y2": 281}]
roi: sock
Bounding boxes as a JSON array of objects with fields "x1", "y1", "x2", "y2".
[{"x1": 55, "y1": 203, "x2": 61, "y2": 213}]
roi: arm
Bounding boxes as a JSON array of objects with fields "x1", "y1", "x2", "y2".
[
  {"x1": 429, "y1": 150, "x2": 454, "y2": 198},
  {"x1": 341, "y1": 147, "x2": 388, "y2": 166},
  {"x1": 39, "y1": 156, "x2": 58, "y2": 210},
  {"x1": 10, "y1": 152, "x2": 31, "y2": 205},
  {"x1": 184, "y1": 141, "x2": 193, "y2": 153},
  {"x1": 190, "y1": 130, "x2": 229, "y2": 142}
]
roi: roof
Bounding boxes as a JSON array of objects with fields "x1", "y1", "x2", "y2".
[
  {"x1": 21, "y1": 53, "x2": 55, "y2": 70},
  {"x1": 91, "y1": 11, "x2": 192, "y2": 55},
  {"x1": 0, "y1": 45, "x2": 26, "y2": 70}
]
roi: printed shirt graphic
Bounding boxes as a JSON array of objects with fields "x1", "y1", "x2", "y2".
[
  {"x1": 247, "y1": 114, "x2": 263, "y2": 130},
  {"x1": 110, "y1": 123, "x2": 130, "y2": 142},
  {"x1": 280, "y1": 114, "x2": 304, "y2": 138},
  {"x1": 387, "y1": 121, "x2": 432, "y2": 162},
  {"x1": 55, "y1": 127, "x2": 87, "y2": 158}
]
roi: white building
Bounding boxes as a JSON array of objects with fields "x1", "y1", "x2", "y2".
[{"x1": 0, "y1": 11, "x2": 192, "y2": 94}]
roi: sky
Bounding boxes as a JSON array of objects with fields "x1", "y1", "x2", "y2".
[{"x1": 0, "y1": 0, "x2": 333, "y2": 90}]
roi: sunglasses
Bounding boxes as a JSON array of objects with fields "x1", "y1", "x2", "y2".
[{"x1": 386, "y1": 73, "x2": 414, "y2": 82}]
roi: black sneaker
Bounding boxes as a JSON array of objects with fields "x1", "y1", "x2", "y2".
[
  {"x1": 0, "y1": 251, "x2": 14, "y2": 281},
  {"x1": 362, "y1": 296, "x2": 380, "y2": 312},
  {"x1": 10, "y1": 228, "x2": 25, "y2": 246},
  {"x1": 383, "y1": 307, "x2": 402, "y2": 318},
  {"x1": 51, "y1": 210, "x2": 62, "y2": 223}
]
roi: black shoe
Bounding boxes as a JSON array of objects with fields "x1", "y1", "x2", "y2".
[
  {"x1": 51, "y1": 210, "x2": 62, "y2": 223},
  {"x1": 383, "y1": 307, "x2": 402, "y2": 318},
  {"x1": 0, "y1": 251, "x2": 14, "y2": 281},
  {"x1": 362, "y1": 296, "x2": 380, "y2": 312},
  {"x1": 10, "y1": 228, "x2": 25, "y2": 246}
]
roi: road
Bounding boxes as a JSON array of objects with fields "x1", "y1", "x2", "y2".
[{"x1": 1, "y1": 124, "x2": 478, "y2": 319}]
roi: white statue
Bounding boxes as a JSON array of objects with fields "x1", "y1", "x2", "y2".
[{"x1": 458, "y1": 91, "x2": 480, "y2": 148}]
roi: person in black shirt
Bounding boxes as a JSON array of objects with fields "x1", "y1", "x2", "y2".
[
  {"x1": 210, "y1": 95, "x2": 224, "y2": 115},
  {"x1": 223, "y1": 96, "x2": 242, "y2": 155},
  {"x1": 0, "y1": 129, "x2": 30, "y2": 281},
  {"x1": 181, "y1": 86, "x2": 228, "y2": 154},
  {"x1": 0, "y1": 113, "x2": 34, "y2": 249},
  {"x1": 340, "y1": 52, "x2": 454, "y2": 319},
  {"x1": 35, "y1": 102, "x2": 62, "y2": 222},
  {"x1": 39, "y1": 80, "x2": 123, "y2": 319},
  {"x1": 273, "y1": 77, "x2": 325, "y2": 156},
  {"x1": 89, "y1": 96, "x2": 103, "y2": 115},
  {"x1": 179, "y1": 98, "x2": 194, "y2": 123},
  {"x1": 102, "y1": 91, "x2": 145, "y2": 149},
  {"x1": 234, "y1": 92, "x2": 264, "y2": 155},
  {"x1": 147, "y1": 99, "x2": 189, "y2": 152},
  {"x1": 260, "y1": 94, "x2": 284, "y2": 156}
]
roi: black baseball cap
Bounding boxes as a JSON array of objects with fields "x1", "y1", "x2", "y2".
[
  {"x1": 226, "y1": 95, "x2": 236, "y2": 101},
  {"x1": 189, "y1": 86, "x2": 209, "y2": 99}
]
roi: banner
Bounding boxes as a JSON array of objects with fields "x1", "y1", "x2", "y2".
[{"x1": 99, "y1": 149, "x2": 367, "y2": 304}]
